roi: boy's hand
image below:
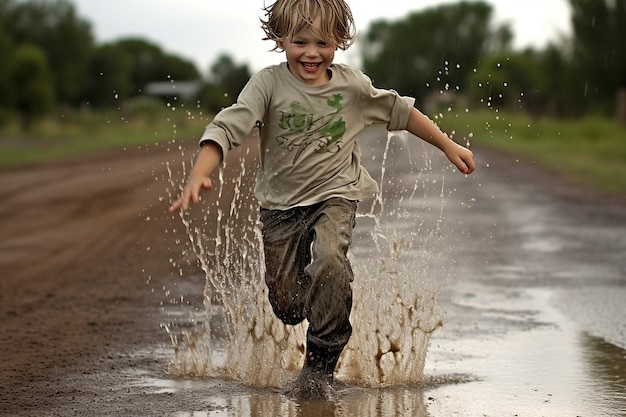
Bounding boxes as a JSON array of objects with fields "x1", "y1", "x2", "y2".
[
  {"x1": 405, "y1": 109, "x2": 476, "y2": 175},
  {"x1": 445, "y1": 144, "x2": 475, "y2": 175},
  {"x1": 168, "y1": 141, "x2": 223, "y2": 212},
  {"x1": 168, "y1": 176, "x2": 214, "y2": 212}
]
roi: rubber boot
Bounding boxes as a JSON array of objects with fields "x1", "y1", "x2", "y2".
[
  {"x1": 303, "y1": 342, "x2": 341, "y2": 376},
  {"x1": 293, "y1": 343, "x2": 342, "y2": 399}
]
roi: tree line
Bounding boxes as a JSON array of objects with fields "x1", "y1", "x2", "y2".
[
  {"x1": 0, "y1": 0, "x2": 251, "y2": 128},
  {"x1": 1, "y1": 0, "x2": 624, "y2": 129},
  {"x1": 361, "y1": 0, "x2": 626, "y2": 121}
]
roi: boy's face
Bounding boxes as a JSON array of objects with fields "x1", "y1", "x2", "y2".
[{"x1": 279, "y1": 17, "x2": 336, "y2": 86}]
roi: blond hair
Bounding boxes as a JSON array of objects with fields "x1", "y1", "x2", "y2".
[{"x1": 261, "y1": 0, "x2": 356, "y2": 51}]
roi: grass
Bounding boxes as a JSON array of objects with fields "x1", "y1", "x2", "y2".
[
  {"x1": 0, "y1": 105, "x2": 210, "y2": 166},
  {"x1": 2, "y1": 106, "x2": 625, "y2": 196},
  {"x1": 436, "y1": 110, "x2": 626, "y2": 195}
]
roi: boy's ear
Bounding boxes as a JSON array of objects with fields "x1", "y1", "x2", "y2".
[{"x1": 277, "y1": 41, "x2": 284, "y2": 49}]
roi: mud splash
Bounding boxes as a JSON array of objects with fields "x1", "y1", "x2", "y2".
[{"x1": 164, "y1": 128, "x2": 451, "y2": 389}]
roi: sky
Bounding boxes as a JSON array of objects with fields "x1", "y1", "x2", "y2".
[{"x1": 71, "y1": 0, "x2": 571, "y2": 75}]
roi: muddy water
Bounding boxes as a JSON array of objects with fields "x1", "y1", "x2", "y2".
[
  {"x1": 164, "y1": 128, "x2": 449, "y2": 386},
  {"x1": 158, "y1": 127, "x2": 626, "y2": 416}
]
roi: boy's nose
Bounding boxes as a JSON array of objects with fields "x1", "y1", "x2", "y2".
[{"x1": 304, "y1": 45, "x2": 320, "y2": 57}]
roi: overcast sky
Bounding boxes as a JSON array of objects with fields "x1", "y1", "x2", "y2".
[{"x1": 72, "y1": 0, "x2": 571, "y2": 74}]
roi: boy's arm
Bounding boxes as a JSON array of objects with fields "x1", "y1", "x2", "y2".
[
  {"x1": 406, "y1": 108, "x2": 475, "y2": 175},
  {"x1": 168, "y1": 141, "x2": 224, "y2": 212}
]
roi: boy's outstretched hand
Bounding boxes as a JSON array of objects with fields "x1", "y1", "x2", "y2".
[
  {"x1": 445, "y1": 144, "x2": 475, "y2": 175},
  {"x1": 406, "y1": 109, "x2": 475, "y2": 175},
  {"x1": 168, "y1": 176, "x2": 214, "y2": 212},
  {"x1": 168, "y1": 141, "x2": 223, "y2": 213}
]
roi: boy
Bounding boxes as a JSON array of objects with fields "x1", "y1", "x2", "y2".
[{"x1": 169, "y1": 0, "x2": 475, "y2": 397}]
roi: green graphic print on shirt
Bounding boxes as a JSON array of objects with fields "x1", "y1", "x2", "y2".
[{"x1": 277, "y1": 94, "x2": 346, "y2": 164}]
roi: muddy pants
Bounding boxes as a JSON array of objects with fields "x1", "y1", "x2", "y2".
[{"x1": 260, "y1": 197, "x2": 357, "y2": 357}]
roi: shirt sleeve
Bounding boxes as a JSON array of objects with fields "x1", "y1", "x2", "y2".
[
  {"x1": 357, "y1": 72, "x2": 415, "y2": 131},
  {"x1": 198, "y1": 70, "x2": 272, "y2": 157}
]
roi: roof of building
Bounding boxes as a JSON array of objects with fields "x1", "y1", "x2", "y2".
[{"x1": 144, "y1": 80, "x2": 202, "y2": 100}]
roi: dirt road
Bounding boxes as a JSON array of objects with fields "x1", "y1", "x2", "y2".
[{"x1": 0, "y1": 142, "x2": 215, "y2": 415}]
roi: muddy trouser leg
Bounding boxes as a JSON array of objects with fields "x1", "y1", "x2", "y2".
[{"x1": 260, "y1": 198, "x2": 357, "y2": 375}]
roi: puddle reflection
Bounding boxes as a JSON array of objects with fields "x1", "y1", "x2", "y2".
[{"x1": 171, "y1": 384, "x2": 429, "y2": 417}]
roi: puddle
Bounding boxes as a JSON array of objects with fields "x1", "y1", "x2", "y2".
[
  {"x1": 426, "y1": 287, "x2": 626, "y2": 416},
  {"x1": 130, "y1": 371, "x2": 440, "y2": 417}
]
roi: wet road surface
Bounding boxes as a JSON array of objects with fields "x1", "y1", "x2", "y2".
[{"x1": 2, "y1": 128, "x2": 625, "y2": 416}]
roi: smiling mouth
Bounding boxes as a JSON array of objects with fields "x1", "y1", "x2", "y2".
[{"x1": 301, "y1": 62, "x2": 321, "y2": 72}]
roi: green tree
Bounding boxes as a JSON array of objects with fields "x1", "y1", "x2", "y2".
[
  {"x1": 0, "y1": 30, "x2": 13, "y2": 124},
  {"x1": 469, "y1": 50, "x2": 545, "y2": 113},
  {"x1": 210, "y1": 54, "x2": 251, "y2": 101},
  {"x1": 569, "y1": 0, "x2": 626, "y2": 116},
  {"x1": 468, "y1": 45, "x2": 587, "y2": 118},
  {"x1": 2, "y1": 0, "x2": 95, "y2": 105},
  {"x1": 110, "y1": 38, "x2": 200, "y2": 96},
  {"x1": 156, "y1": 54, "x2": 201, "y2": 83},
  {"x1": 537, "y1": 43, "x2": 585, "y2": 117},
  {"x1": 360, "y1": 1, "x2": 511, "y2": 102},
  {"x1": 85, "y1": 43, "x2": 134, "y2": 108},
  {"x1": 9, "y1": 44, "x2": 54, "y2": 128},
  {"x1": 196, "y1": 54, "x2": 251, "y2": 114},
  {"x1": 195, "y1": 82, "x2": 232, "y2": 115},
  {"x1": 83, "y1": 38, "x2": 200, "y2": 108}
]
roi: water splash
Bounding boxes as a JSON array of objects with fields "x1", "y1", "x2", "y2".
[{"x1": 164, "y1": 128, "x2": 450, "y2": 388}]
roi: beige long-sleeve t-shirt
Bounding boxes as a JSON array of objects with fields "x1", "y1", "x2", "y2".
[{"x1": 200, "y1": 62, "x2": 415, "y2": 210}]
